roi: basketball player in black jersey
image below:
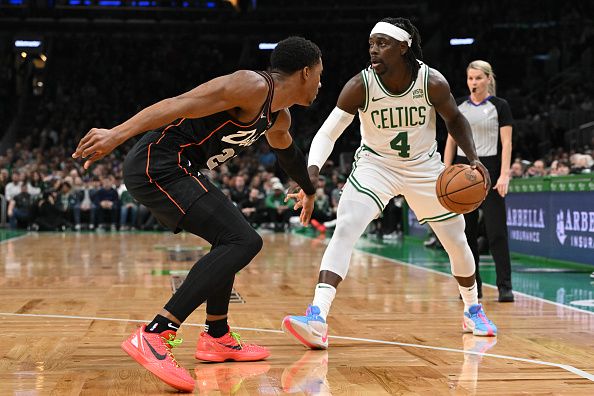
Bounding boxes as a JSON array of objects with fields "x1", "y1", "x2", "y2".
[{"x1": 72, "y1": 36, "x2": 322, "y2": 392}]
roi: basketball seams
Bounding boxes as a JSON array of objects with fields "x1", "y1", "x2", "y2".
[
  {"x1": 442, "y1": 193, "x2": 481, "y2": 211},
  {"x1": 439, "y1": 179, "x2": 484, "y2": 197},
  {"x1": 436, "y1": 164, "x2": 486, "y2": 213},
  {"x1": 437, "y1": 165, "x2": 473, "y2": 198}
]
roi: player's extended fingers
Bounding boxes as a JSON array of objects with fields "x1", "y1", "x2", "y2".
[
  {"x1": 83, "y1": 152, "x2": 103, "y2": 170},
  {"x1": 79, "y1": 138, "x2": 100, "y2": 158},
  {"x1": 74, "y1": 131, "x2": 95, "y2": 155},
  {"x1": 285, "y1": 193, "x2": 300, "y2": 201},
  {"x1": 300, "y1": 208, "x2": 311, "y2": 226},
  {"x1": 72, "y1": 141, "x2": 88, "y2": 158},
  {"x1": 293, "y1": 201, "x2": 303, "y2": 210},
  {"x1": 479, "y1": 166, "x2": 491, "y2": 189}
]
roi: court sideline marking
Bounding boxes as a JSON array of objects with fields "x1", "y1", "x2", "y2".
[
  {"x1": 0, "y1": 311, "x2": 592, "y2": 382},
  {"x1": 0, "y1": 232, "x2": 30, "y2": 244}
]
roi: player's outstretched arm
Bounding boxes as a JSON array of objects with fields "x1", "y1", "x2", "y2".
[
  {"x1": 307, "y1": 74, "x2": 362, "y2": 181},
  {"x1": 429, "y1": 69, "x2": 491, "y2": 189},
  {"x1": 72, "y1": 70, "x2": 264, "y2": 169}
]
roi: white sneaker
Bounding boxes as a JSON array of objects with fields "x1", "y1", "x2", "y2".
[{"x1": 282, "y1": 305, "x2": 329, "y2": 349}]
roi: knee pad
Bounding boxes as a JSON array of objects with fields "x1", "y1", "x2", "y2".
[
  {"x1": 319, "y1": 199, "x2": 379, "y2": 279},
  {"x1": 430, "y1": 216, "x2": 475, "y2": 277}
]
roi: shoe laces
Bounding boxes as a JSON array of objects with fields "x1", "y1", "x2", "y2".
[
  {"x1": 161, "y1": 333, "x2": 183, "y2": 367},
  {"x1": 469, "y1": 305, "x2": 493, "y2": 323},
  {"x1": 305, "y1": 305, "x2": 325, "y2": 322},
  {"x1": 229, "y1": 331, "x2": 243, "y2": 347}
]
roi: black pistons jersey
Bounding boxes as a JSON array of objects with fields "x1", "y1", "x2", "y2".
[
  {"x1": 153, "y1": 70, "x2": 278, "y2": 171},
  {"x1": 122, "y1": 70, "x2": 279, "y2": 231}
]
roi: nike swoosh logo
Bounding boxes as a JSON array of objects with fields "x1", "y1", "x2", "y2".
[
  {"x1": 371, "y1": 96, "x2": 386, "y2": 102},
  {"x1": 221, "y1": 343, "x2": 242, "y2": 350},
  {"x1": 143, "y1": 336, "x2": 168, "y2": 360},
  {"x1": 428, "y1": 147, "x2": 437, "y2": 158},
  {"x1": 167, "y1": 323, "x2": 179, "y2": 329}
]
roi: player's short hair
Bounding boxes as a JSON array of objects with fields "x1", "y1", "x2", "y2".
[{"x1": 270, "y1": 36, "x2": 322, "y2": 74}]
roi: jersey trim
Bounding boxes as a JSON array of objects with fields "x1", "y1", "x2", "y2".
[
  {"x1": 418, "y1": 212, "x2": 458, "y2": 224},
  {"x1": 254, "y1": 70, "x2": 275, "y2": 125},
  {"x1": 361, "y1": 144, "x2": 382, "y2": 157},
  {"x1": 146, "y1": 118, "x2": 189, "y2": 214},
  {"x1": 373, "y1": 68, "x2": 415, "y2": 98},
  {"x1": 424, "y1": 65, "x2": 433, "y2": 106},
  {"x1": 347, "y1": 148, "x2": 385, "y2": 212},
  {"x1": 347, "y1": 175, "x2": 384, "y2": 212},
  {"x1": 361, "y1": 69, "x2": 370, "y2": 113}
]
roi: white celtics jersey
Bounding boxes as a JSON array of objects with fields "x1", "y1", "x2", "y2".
[{"x1": 358, "y1": 62, "x2": 436, "y2": 160}]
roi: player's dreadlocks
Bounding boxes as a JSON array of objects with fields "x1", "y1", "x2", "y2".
[{"x1": 380, "y1": 17, "x2": 423, "y2": 78}]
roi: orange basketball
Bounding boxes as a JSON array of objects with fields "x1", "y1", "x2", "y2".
[{"x1": 436, "y1": 164, "x2": 487, "y2": 214}]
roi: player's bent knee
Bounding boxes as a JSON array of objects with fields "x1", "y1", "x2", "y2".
[{"x1": 242, "y1": 229, "x2": 263, "y2": 258}]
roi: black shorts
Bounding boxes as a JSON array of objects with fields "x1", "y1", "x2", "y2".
[{"x1": 123, "y1": 130, "x2": 210, "y2": 232}]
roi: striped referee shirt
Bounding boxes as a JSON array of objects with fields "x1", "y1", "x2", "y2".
[{"x1": 456, "y1": 96, "x2": 513, "y2": 157}]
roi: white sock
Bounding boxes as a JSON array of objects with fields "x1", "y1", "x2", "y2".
[
  {"x1": 312, "y1": 283, "x2": 336, "y2": 320},
  {"x1": 459, "y1": 282, "x2": 479, "y2": 312}
]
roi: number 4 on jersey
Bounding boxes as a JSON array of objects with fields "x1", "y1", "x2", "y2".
[{"x1": 390, "y1": 131, "x2": 410, "y2": 158}]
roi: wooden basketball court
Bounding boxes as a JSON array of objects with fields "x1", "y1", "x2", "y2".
[{"x1": 1, "y1": 231, "x2": 593, "y2": 395}]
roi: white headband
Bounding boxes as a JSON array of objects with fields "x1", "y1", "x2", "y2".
[{"x1": 370, "y1": 22, "x2": 412, "y2": 47}]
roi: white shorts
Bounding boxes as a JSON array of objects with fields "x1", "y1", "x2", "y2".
[{"x1": 343, "y1": 144, "x2": 459, "y2": 224}]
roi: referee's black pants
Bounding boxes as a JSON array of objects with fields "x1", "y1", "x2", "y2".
[{"x1": 456, "y1": 156, "x2": 513, "y2": 291}]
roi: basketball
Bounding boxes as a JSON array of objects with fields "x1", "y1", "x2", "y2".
[{"x1": 436, "y1": 164, "x2": 487, "y2": 214}]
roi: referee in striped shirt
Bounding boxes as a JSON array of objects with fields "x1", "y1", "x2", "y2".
[{"x1": 445, "y1": 60, "x2": 514, "y2": 303}]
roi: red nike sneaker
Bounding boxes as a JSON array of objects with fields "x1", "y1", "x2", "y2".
[
  {"x1": 121, "y1": 325, "x2": 194, "y2": 392},
  {"x1": 195, "y1": 329, "x2": 270, "y2": 362}
]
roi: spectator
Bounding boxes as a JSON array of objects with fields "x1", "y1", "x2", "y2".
[
  {"x1": 30, "y1": 171, "x2": 47, "y2": 195},
  {"x1": 5, "y1": 171, "x2": 22, "y2": 202},
  {"x1": 73, "y1": 178, "x2": 97, "y2": 230},
  {"x1": 34, "y1": 190, "x2": 72, "y2": 231},
  {"x1": 93, "y1": 176, "x2": 119, "y2": 231},
  {"x1": 265, "y1": 181, "x2": 294, "y2": 232},
  {"x1": 558, "y1": 160, "x2": 572, "y2": 175},
  {"x1": 526, "y1": 159, "x2": 547, "y2": 177},
  {"x1": 510, "y1": 161, "x2": 525, "y2": 178},
  {"x1": 55, "y1": 181, "x2": 78, "y2": 227},
  {"x1": 570, "y1": 154, "x2": 593, "y2": 174},
  {"x1": 239, "y1": 188, "x2": 266, "y2": 228},
  {"x1": 8, "y1": 184, "x2": 34, "y2": 229},
  {"x1": 230, "y1": 175, "x2": 249, "y2": 205},
  {"x1": 380, "y1": 197, "x2": 404, "y2": 240},
  {"x1": 0, "y1": 169, "x2": 9, "y2": 196},
  {"x1": 119, "y1": 185, "x2": 139, "y2": 231},
  {"x1": 311, "y1": 187, "x2": 332, "y2": 223},
  {"x1": 257, "y1": 144, "x2": 277, "y2": 170}
]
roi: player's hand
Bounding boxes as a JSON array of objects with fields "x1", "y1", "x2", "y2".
[
  {"x1": 494, "y1": 174, "x2": 510, "y2": 197},
  {"x1": 72, "y1": 128, "x2": 121, "y2": 170},
  {"x1": 469, "y1": 160, "x2": 491, "y2": 190},
  {"x1": 285, "y1": 189, "x2": 315, "y2": 226}
]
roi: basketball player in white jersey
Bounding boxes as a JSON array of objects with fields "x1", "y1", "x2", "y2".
[{"x1": 282, "y1": 18, "x2": 498, "y2": 349}]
